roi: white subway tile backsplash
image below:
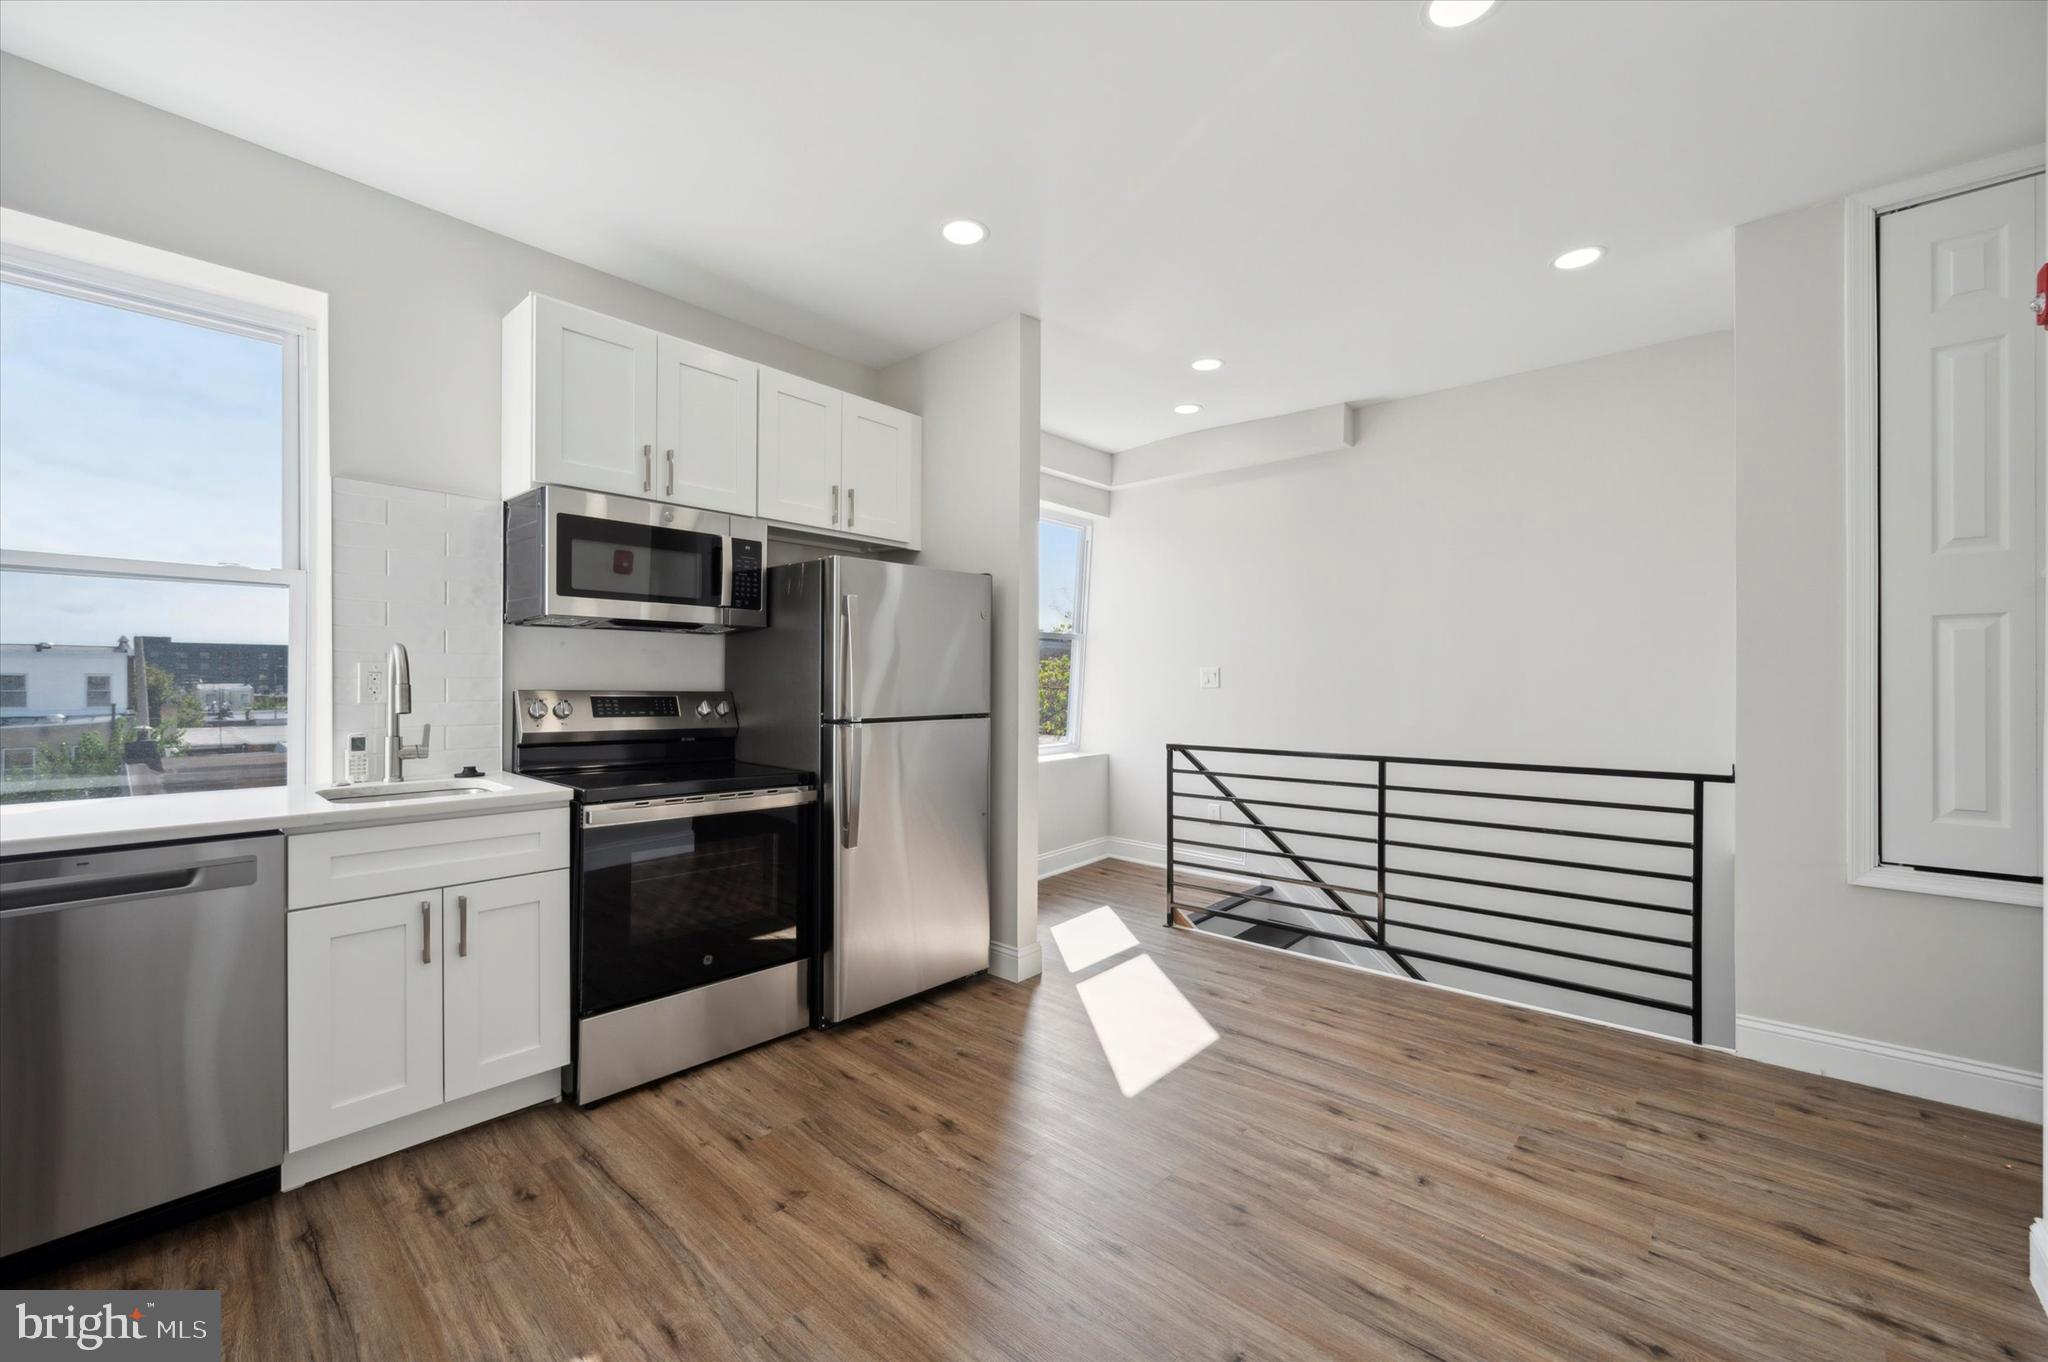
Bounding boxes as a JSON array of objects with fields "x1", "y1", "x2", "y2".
[
  {"x1": 329, "y1": 478, "x2": 503, "y2": 778},
  {"x1": 332, "y1": 543, "x2": 390, "y2": 577}
]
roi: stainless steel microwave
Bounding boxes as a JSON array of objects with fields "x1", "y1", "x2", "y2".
[{"x1": 504, "y1": 485, "x2": 767, "y2": 631}]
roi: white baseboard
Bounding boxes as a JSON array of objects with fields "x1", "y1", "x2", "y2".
[
  {"x1": 1736, "y1": 1015, "x2": 2042, "y2": 1123},
  {"x1": 282, "y1": 1068, "x2": 562, "y2": 1191},
  {"x1": 2033, "y1": 1220, "x2": 2048, "y2": 1317},
  {"x1": 1037, "y1": 837, "x2": 1114, "y2": 879},
  {"x1": 989, "y1": 939, "x2": 1043, "y2": 982}
]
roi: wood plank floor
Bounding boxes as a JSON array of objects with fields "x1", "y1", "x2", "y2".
[{"x1": 27, "y1": 857, "x2": 2048, "y2": 1360}]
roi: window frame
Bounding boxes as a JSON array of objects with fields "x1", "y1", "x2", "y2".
[
  {"x1": 0, "y1": 208, "x2": 331, "y2": 794},
  {"x1": 1037, "y1": 509, "x2": 1092, "y2": 757},
  {"x1": 1843, "y1": 145, "x2": 2046, "y2": 909},
  {"x1": 83, "y1": 674, "x2": 112, "y2": 709},
  {"x1": 0, "y1": 674, "x2": 25, "y2": 709}
]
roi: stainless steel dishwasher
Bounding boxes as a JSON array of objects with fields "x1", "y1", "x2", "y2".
[{"x1": 0, "y1": 833, "x2": 284, "y2": 1273}]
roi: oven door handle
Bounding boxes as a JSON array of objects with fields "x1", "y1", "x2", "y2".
[{"x1": 582, "y1": 787, "x2": 816, "y2": 827}]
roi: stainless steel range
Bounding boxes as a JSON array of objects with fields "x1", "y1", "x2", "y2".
[{"x1": 511, "y1": 689, "x2": 815, "y2": 1104}]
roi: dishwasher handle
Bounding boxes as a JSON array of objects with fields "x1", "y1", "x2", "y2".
[{"x1": 0, "y1": 855, "x2": 260, "y2": 918}]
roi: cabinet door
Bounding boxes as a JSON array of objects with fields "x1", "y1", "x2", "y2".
[
  {"x1": 533, "y1": 296, "x2": 659, "y2": 499},
  {"x1": 443, "y1": 870, "x2": 570, "y2": 1102},
  {"x1": 841, "y1": 396, "x2": 920, "y2": 545},
  {"x1": 656, "y1": 335, "x2": 758, "y2": 515},
  {"x1": 756, "y1": 367, "x2": 844, "y2": 530},
  {"x1": 288, "y1": 892, "x2": 443, "y2": 1151}
]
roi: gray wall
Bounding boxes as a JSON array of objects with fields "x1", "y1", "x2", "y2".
[
  {"x1": 0, "y1": 55, "x2": 874, "y2": 501},
  {"x1": 1733, "y1": 200, "x2": 2040, "y2": 1073}
]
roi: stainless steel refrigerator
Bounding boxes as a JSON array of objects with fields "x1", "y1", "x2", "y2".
[{"x1": 728, "y1": 556, "x2": 992, "y2": 1023}]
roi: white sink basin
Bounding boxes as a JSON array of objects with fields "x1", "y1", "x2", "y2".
[{"x1": 316, "y1": 778, "x2": 511, "y2": 806}]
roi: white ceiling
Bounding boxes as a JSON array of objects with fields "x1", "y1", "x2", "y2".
[{"x1": 2, "y1": 1, "x2": 2040, "y2": 453}]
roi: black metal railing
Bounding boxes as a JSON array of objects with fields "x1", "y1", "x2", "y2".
[{"x1": 1165, "y1": 743, "x2": 1734, "y2": 1043}]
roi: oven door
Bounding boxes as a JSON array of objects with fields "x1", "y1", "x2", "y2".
[{"x1": 575, "y1": 788, "x2": 814, "y2": 1017}]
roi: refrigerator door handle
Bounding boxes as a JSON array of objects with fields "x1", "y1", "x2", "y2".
[
  {"x1": 840, "y1": 724, "x2": 863, "y2": 849},
  {"x1": 837, "y1": 593, "x2": 859, "y2": 720}
]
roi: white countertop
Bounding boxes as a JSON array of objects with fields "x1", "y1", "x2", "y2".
[{"x1": 0, "y1": 772, "x2": 573, "y2": 859}]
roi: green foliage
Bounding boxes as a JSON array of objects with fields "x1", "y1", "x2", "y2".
[
  {"x1": 2, "y1": 717, "x2": 140, "y2": 803},
  {"x1": 252, "y1": 694, "x2": 287, "y2": 711},
  {"x1": 143, "y1": 663, "x2": 198, "y2": 745},
  {"x1": 1038, "y1": 651, "x2": 1071, "y2": 738}
]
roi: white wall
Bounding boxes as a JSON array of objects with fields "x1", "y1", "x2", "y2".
[
  {"x1": 0, "y1": 645, "x2": 131, "y2": 719},
  {"x1": 1079, "y1": 334, "x2": 1736, "y2": 1037},
  {"x1": 1038, "y1": 751, "x2": 1109, "y2": 869},
  {"x1": 1734, "y1": 200, "x2": 2041, "y2": 1078},
  {"x1": 1085, "y1": 332, "x2": 1735, "y2": 832},
  {"x1": 0, "y1": 54, "x2": 877, "y2": 766},
  {"x1": 881, "y1": 316, "x2": 1041, "y2": 981}
]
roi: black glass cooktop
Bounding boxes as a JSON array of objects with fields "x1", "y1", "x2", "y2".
[{"x1": 537, "y1": 759, "x2": 811, "y2": 805}]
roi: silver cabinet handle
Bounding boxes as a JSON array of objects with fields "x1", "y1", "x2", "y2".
[
  {"x1": 642, "y1": 444, "x2": 652, "y2": 491},
  {"x1": 458, "y1": 895, "x2": 469, "y2": 957},
  {"x1": 848, "y1": 487, "x2": 856, "y2": 527},
  {"x1": 830, "y1": 484, "x2": 840, "y2": 525},
  {"x1": 665, "y1": 449, "x2": 675, "y2": 497},
  {"x1": 421, "y1": 900, "x2": 432, "y2": 964}
]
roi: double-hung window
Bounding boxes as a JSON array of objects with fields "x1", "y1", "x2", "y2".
[
  {"x1": 1037, "y1": 513, "x2": 1092, "y2": 754},
  {"x1": 0, "y1": 216, "x2": 318, "y2": 805}
]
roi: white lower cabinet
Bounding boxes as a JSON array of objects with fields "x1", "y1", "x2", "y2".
[
  {"x1": 287, "y1": 890, "x2": 445, "y2": 1151},
  {"x1": 443, "y1": 870, "x2": 570, "y2": 1102},
  {"x1": 287, "y1": 865, "x2": 569, "y2": 1154}
]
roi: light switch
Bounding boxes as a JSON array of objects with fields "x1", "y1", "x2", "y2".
[{"x1": 1197, "y1": 667, "x2": 1221, "y2": 689}]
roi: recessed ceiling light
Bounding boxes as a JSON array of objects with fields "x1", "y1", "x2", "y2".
[
  {"x1": 1551, "y1": 245, "x2": 1605, "y2": 271},
  {"x1": 1424, "y1": 0, "x2": 1497, "y2": 28},
  {"x1": 940, "y1": 219, "x2": 988, "y2": 246},
  {"x1": 1190, "y1": 358, "x2": 1223, "y2": 372},
  {"x1": 1174, "y1": 403, "x2": 1202, "y2": 415}
]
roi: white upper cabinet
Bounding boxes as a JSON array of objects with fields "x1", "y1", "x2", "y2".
[
  {"x1": 757, "y1": 366, "x2": 844, "y2": 531},
  {"x1": 512, "y1": 295, "x2": 659, "y2": 500},
  {"x1": 841, "y1": 395, "x2": 921, "y2": 545},
  {"x1": 442, "y1": 870, "x2": 570, "y2": 1103},
  {"x1": 504, "y1": 295, "x2": 919, "y2": 543},
  {"x1": 656, "y1": 335, "x2": 758, "y2": 516}
]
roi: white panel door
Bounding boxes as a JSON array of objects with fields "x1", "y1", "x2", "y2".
[
  {"x1": 533, "y1": 296, "x2": 658, "y2": 499},
  {"x1": 287, "y1": 892, "x2": 443, "y2": 1151},
  {"x1": 656, "y1": 335, "x2": 758, "y2": 515},
  {"x1": 442, "y1": 870, "x2": 571, "y2": 1101},
  {"x1": 756, "y1": 366, "x2": 844, "y2": 530},
  {"x1": 1878, "y1": 173, "x2": 2044, "y2": 876},
  {"x1": 840, "y1": 396, "x2": 920, "y2": 545}
]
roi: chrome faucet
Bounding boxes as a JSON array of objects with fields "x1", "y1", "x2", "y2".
[{"x1": 385, "y1": 642, "x2": 430, "y2": 781}]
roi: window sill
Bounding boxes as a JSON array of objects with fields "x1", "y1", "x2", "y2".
[
  {"x1": 1853, "y1": 863, "x2": 2041, "y2": 909},
  {"x1": 1038, "y1": 749, "x2": 1098, "y2": 763}
]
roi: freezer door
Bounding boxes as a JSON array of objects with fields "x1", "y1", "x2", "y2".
[
  {"x1": 827, "y1": 558, "x2": 991, "y2": 721},
  {"x1": 830, "y1": 716, "x2": 990, "y2": 1022}
]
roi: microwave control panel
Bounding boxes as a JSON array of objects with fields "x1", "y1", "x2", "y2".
[{"x1": 730, "y1": 539, "x2": 764, "y2": 612}]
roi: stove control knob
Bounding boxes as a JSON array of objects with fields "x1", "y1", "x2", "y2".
[
  {"x1": 716, "y1": 700, "x2": 732, "y2": 717},
  {"x1": 526, "y1": 699, "x2": 547, "y2": 720},
  {"x1": 695, "y1": 699, "x2": 713, "y2": 719},
  {"x1": 552, "y1": 700, "x2": 574, "y2": 719}
]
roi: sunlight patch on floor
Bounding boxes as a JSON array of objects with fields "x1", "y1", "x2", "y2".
[
  {"x1": 1073, "y1": 954, "x2": 1220, "y2": 1097},
  {"x1": 1049, "y1": 904, "x2": 1140, "y2": 973}
]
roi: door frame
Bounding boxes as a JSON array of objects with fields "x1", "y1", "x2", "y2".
[{"x1": 1843, "y1": 144, "x2": 2046, "y2": 908}]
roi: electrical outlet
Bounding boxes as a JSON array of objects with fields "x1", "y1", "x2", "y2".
[
  {"x1": 361, "y1": 662, "x2": 384, "y2": 706},
  {"x1": 1197, "y1": 666, "x2": 1221, "y2": 689}
]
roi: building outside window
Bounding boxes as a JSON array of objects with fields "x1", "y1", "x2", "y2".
[
  {"x1": 0, "y1": 226, "x2": 314, "y2": 804},
  {"x1": 1038, "y1": 513, "x2": 1091, "y2": 753}
]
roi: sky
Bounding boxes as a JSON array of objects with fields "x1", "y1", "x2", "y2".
[
  {"x1": 0, "y1": 281, "x2": 289, "y2": 646},
  {"x1": 1039, "y1": 518, "x2": 1083, "y2": 632}
]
